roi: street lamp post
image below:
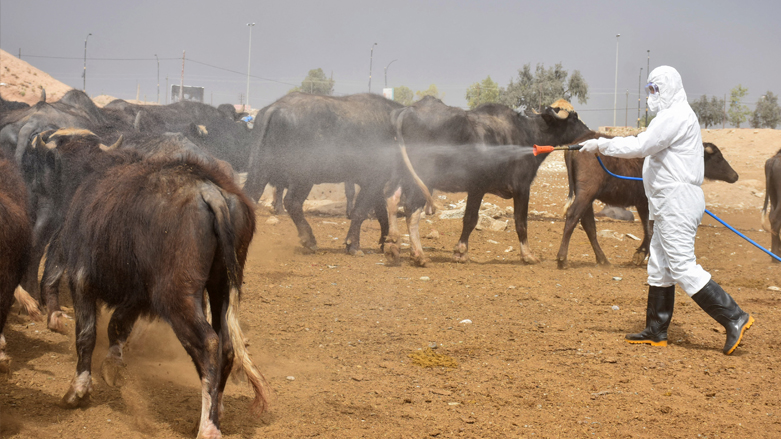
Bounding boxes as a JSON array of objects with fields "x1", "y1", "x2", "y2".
[
  {"x1": 368, "y1": 43, "x2": 377, "y2": 93},
  {"x1": 384, "y1": 59, "x2": 397, "y2": 88},
  {"x1": 613, "y1": 33, "x2": 620, "y2": 127},
  {"x1": 645, "y1": 50, "x2": 650, "y2": 126},
  {"x1": 245, "y1": 23, "x2": 255, "y2": 112},
  {"x1": 155, "y1": 54, "x2": 160, "y2": 104},
  {"x1": 83, "y1": 33, "x2": 92, "y2": 92}
]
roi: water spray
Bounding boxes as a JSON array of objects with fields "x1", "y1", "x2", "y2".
[{"x1": 534, "y1": 143, "x2": 781, "y2": 263}]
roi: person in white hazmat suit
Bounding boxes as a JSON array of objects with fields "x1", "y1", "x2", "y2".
[{"x1": 579, "y1": 66, "x2": 754, "y2": 355}]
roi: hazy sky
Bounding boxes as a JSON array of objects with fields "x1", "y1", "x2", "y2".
[{"x1": 1, "y1": 0, "x2": 778, "y2": 129}]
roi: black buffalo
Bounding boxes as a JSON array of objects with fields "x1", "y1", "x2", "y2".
[
  {"x1": 385, "y1": 98, "x2": 591, "y2": 266},
  {"x1": 557, "y1": 137, "x2": 739, "y2": 268},
  {"x1": 245, "y1": 92, "x2": 404, "y2": 255},
  {"x1": 0, "y1": 148, "x2": 32, "y2": 373},
  {"x1": 30, "y1": 129, "x2": 269, "y2": 437}
]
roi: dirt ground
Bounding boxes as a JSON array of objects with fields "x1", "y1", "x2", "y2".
[{"x1": 2, "y1": 128, "x2": 781, "y2": 438}]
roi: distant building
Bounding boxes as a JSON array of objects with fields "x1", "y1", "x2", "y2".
[{"x1": 171, "y1": 85, "x2": 204, "y2": 103}]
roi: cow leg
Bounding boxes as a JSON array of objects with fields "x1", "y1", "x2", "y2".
[
  {"x1": 40, "y1": 240, "x2": 70, "y2": 334},
  {"x1": 344, "y1": 184, "x2": 381, "y2": 256},
  {"x1": 407, "y1": 207, "x2": 429, "y2": 267},
  {"x1": 284, "y1": 183, "x2": 317, "y2": 253},
  {"x1": 374, "y1": 193, "x2": 389, "y2": 250},
  {"x1": 0, "y1": 278, "x2": 15, "y2": 373},
  {"x1": 580, "y1": 204, "x2": 610, "y2": 266},
  {"x1": 206, "y1": 277, "x2": 233, "y2": 423},
  {"x1": 100, "y1": 305, "x2": 141, "y2": 387},
  {"x1": 165, "y1": 296, "x2": 223, "y2": 439},
  {"x1": 453, "y1": 191, "x2": 485, "y2": 263},
  {"x1": 272, "y1": 186, "x2": 286, "y2": 215},
  {"x1": 345, "y1": 181, "x2": 356, "y2": 218},
  {"x1": 383, "y1": 186, "x2": 403, "y2": 266},
  {"x1": 513, "y1": 190, "x2": 540, "y2": 264},
  {"x1": 20, "y1": 200, "x2": 58, "y2": 300},
  {"x1": 632, "y1": 204, "x2": 652, "y2": 265},
  {"x1": 62, "y1": 272, "x2": 97, "y2": 408},
  {"x1": 556, "y1": 197, "x2": 589, "y2": 269}
]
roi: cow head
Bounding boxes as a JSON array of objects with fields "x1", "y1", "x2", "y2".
[
  {"x1": 703, "y1": 142, "x2": 739, "y2": 183},
  {"x1": 538, "y1": 99, "x2": 590, "y2": 145}
]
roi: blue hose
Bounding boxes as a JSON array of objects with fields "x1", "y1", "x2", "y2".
[{"x1": 595, "y1": 156, "x2": 781, "y2": 263}]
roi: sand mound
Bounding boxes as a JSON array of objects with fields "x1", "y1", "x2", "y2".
[{"x1": 0, "y1": 49, "x2": 72, "y2": 105}]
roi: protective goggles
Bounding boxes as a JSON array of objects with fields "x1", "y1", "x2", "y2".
[{"x1": 645, "y1": 82, "x2": 659, "y2": 95}]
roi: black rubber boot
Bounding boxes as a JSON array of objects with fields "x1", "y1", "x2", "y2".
[
  {"x1": 625, "y1": 285, "x2": 676, "y2": 346},
  {"x1": 691, "y1": 279, "x2": 754, "y2": 355}
]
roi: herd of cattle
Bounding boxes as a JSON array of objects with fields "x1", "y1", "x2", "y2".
[{"x1": 0, "y1": 87, "x2": 772, "y2": 438}]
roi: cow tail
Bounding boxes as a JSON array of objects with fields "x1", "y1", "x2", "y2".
[
  {"x1": 14, "y1": 286, "x2": 41, "y2": 320},
  {"x1": 244, "y1": 106, "x2": 277, "y2": 202},
  {"x1": 562, "y1": 150, "x2": 576, "y2": 217},
  {"x1": 395, "y1": 108, "x2": 437, "y2": 214},
  {"x1": 201, "y1": 184, "x2": 271, "y2": 414}
]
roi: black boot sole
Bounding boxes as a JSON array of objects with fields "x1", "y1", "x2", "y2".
[{"x1": 625, "y1": 338, "x2": 667, "y2": 347}]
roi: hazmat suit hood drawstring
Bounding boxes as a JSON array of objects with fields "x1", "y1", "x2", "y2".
[{"x1": 648, "y1": 66, "x2": 688, "y2": 112}]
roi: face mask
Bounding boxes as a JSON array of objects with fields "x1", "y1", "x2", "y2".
[{"x1": 647, "y1": 93, "x2": 661, "y2": 113}]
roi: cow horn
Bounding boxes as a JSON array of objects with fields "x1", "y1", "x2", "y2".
[
  {"x1": 134, "y1": 111, "x2": 143, "y2": 131},
  {"x1": 553, "y1": 108, "x2": 569, "y2": 119},
  {"x1": 99, "y1": 134, "x2": 124, "y2": 151},
  {"x1": 32, "y1": 134, "x2": 46, "y2": 150}
]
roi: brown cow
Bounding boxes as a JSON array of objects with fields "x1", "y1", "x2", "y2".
[
  {"x1": 31, "y1": 129, "x2": 269, "y2": 438},
  {"x1": 761, "y1": 148, "x2": 781, "y2": 261},
  {"x1": 556, "y1": 134, "x2": 739, "y2": 269},
  {"x1": 0, "y1": 149, "x2": 32, "y2": 372}
]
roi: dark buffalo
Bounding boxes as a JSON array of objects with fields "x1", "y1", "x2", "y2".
[
  {"x1": 556, "y1": 138, "x2": 739, "y2": 269},
  {"x1": 30, "y1": 129, "x2": 269, "y2": 437},
  {"x1": 762, "y1": 149, "x2": 781, "y2": 261},
  {"x1": 245, "y1": 92, "x2": 404, "y2": 255},
  {"x1": 385, "y1": 98, "x2": 591, "y2": 266},
  {"x1": 0, "y1": 149, "x2": 32, "y2": 372}
]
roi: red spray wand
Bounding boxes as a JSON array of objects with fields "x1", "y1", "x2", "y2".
[{"x1": 532, "y1": 144, "x2": 583, "y2": 156}]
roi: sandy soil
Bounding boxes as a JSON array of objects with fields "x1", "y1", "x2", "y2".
[{"x1": 2, "y1": 130, "x2": 780, "y2": 439}]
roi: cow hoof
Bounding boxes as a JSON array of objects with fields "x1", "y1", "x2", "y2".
[
  {"x1": 61, "y1": 391, "x2": 89, "y2": 409},
  {"x1": 410, "y1": 254, "x2": 429, "y2": 267},
  {"x1": 521, "y1": 254, "x2": 541, "y2": 264},
  {"x1": 0, "y1": 352, "x2": 10, "y2": 374},
  {"x1": 384, "y1": 244, "x2": 401, "y2": 266},
  {"x1": 631, "y1": 252, "x2": 647, "y2": 265},
  {"x1": 348, "y1": 248, "x2": 364, "y2": 257},
  {"x1": 101, "y1": 356, "x2": 126, "y2": 387},
  {"x1": 557, "y1": 259, "x2": 569, "y2": 270},
  {"x1": 48, "y1": 311, "x2": 71, "y2": 334}
]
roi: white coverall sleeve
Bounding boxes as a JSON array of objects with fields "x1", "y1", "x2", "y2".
[{"x1": 598, "y1": 114, "x2": 684, "y2": 159}]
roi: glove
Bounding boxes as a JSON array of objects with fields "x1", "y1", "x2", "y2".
[{"x1": 579, "y1": 139, "x2": 600, "y2": 155}]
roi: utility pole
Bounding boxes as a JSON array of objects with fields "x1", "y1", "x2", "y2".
[
  {"x1": 613, "y1": 34, "x2": 620, "y2": 127},
  {"x1": 83, "y1": 33, "x2": 92, "y2": 92},
  {"x1": 625, "y1": 90, "x2": 629, "y2": 127},
  {"x1": 179, "y1": 50, "x2": 185, "y2": 103},
  {"x1": 645, "y1": 50, "x2": 650, "y2": 126},
  {"x1": 155, "y1": 54, "x2": 160, "y2": 104},
  {"x1": 165, "y1": 75, "x2": 169, "y2": 105},
  {"x1": 245, "y1": 23, "x2": 255, "y2": 112},
  {"x1": 637, "y1": 68, "x2": 642, "y2": 128},
  {"x1": 368, "y1": 43, "x2": 377, "y2": 93}
]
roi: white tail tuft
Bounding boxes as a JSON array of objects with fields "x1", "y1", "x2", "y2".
[{"x1": 14, "y1": 286, "x2": 41, "y2": 320}]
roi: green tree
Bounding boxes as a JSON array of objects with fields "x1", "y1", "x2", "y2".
[
  {"x1": 498, "y1": 62, "x2": 588, "y2": 114},
  {"x1": 289, "y1": 68, "x2": 335, "y2": 95},
  {"x1": 393, "y1": 85, "x2": 414, "y2": 105},
  {"x1": 690, "y1": 95, "x2": 726, "y2": 128},
  {"x1": 414, "y1": 84, "x2": 443, "y2": 101},
  {"x1": 750, "y1": 91, "x2": 781, "y2": 129},
  {"x1": 465, "y1": 76, "x2": 500, "y2": 109},
  {"x1": 727, "y1": 84, "x2": 751, "y2": 128}
]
